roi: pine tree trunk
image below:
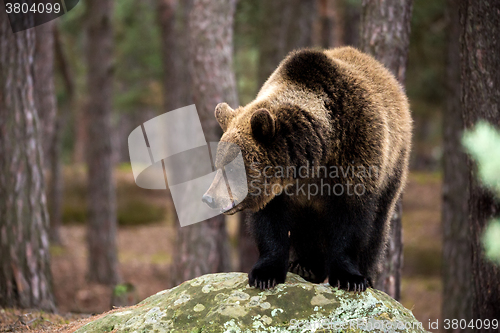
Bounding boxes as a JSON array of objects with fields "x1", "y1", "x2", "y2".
[
  {"x1": 34, "y1": 21, "x2": 63, "y2": 245},
  {"x1": 157, "y1": 0, "x2": 196, "y2": 287},
  {"x1": 338, "y1": 0, "x2": 361, "y2": 47},
  {"x1": 360, "y1": 0, "x2": 413, "y2": 84},
  {"x1": 189, "y1": 0, "x2": 238, "y2": 140},
  {"x1": 47, "y1": 114, "x2": 64, "y2": 246},
  {"x1": 85, "y1": 0, "x2": 120, "y2": 285},
  {"x1": 48, "y1": 25, "x2": 74, "y2": 246},
  {"x1": 158, "y1": 0, "x2": 179, "y2": 111},
  {"x1": 157, "y1": 0, "x2": 177, "y2": 112},
  {"x1": 256, "y1": 0, "x2": 287, "y2": 87},
  {"x1": 35, "y1": 21, "x2": 57, "y2": 161},
  {"x1": 441, "y1": 0, "x2": 472, "y2": 328},
  {"x1": 157, "y1": 0, "x2": 193, "y2": 112},
  {"x1": 0, "y1": 12, "x2": 56, "y2": 312},
  {"x1": 359, "y1": 0, "x2": 413, "y2": 300},
  {"x1": 172, "y1": 0, "x2": 238, "y2": 286},
  {"x1": 460, "y1": 0, "x2": 500, "y2": 323},
  {"x1": 257, "y1": 0, "x2": 317, "y2": 87},
  {"x1": 72, "y1": 104, "x2": 88, "y2": 164},
  {"x1": 317, "y1": 0, "x2": 339, "y2": 48}
]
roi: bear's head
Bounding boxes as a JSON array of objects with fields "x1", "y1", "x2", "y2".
[{"x1": 202, "y1": 102, "x2": 286, "y2": 214}]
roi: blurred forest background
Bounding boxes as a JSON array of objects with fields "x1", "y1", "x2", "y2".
[{"x1": 1, "y1": 0, "x2": 499, "y2": 332}]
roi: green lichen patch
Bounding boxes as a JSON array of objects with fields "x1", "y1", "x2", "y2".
[{"x1": 73, "y1": 272, "x2": 429, "y2": 333}]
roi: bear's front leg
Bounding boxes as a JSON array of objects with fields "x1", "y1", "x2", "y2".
[
  {"x1": 248, "y1": 197, "x2": 290, "y2": 290},
  {"x1": 328, "y1": 258, "x2": 370, "y2": 292}
]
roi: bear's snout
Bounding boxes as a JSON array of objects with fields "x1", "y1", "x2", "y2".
[
  {"x1": 202, "y1": 193, "x2": 217, "y2": 209},
  {"x1": 202, "y1": 169, "x2": 233, "y2": 211}
]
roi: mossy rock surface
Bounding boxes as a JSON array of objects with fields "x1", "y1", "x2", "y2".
[{"x1": 74, "y1": 272, "x2": 428, "y2": 333}]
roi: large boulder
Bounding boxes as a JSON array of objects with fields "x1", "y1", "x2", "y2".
[{"x1": 73, "y1": 272, "x2": 428, "y2": 332}]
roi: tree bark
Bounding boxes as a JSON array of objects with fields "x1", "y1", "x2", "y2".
[
  {"x1": 359, "y1": 0, "x2": 413, "y2": 300},
  {"x1": 157, "y1": 0, "x2": 193, "y2": 111},
  {"x1": 317, "y1": 0, "x2": 339, "y2": 48},
  {"x1": 338, "y1": 0, "x2": 362, "y2": 47},
  {"x1": 460, "y1": 0, "x2": 500, "y2": 323},
  {"x1": 48, "y1": 24, "x2": 75, "y2": 246},
  {"x1": 171, "y1": 0, "x2": 238, "y2": 286},
  {"x1": 85, "y1": 0, "x2": 120, "y2": 285},
  {"x1": 34, "y1": 21, "x2": 63, "y2": 246},
  {"x1": 54, "y1": 25, "x2": 75, "y2": 102},
  {"x1": 47, "y1": 113, "x2": 64, "y2": 246},
  {"x1": 360, "y1": 0, "x2": 413, "y2": 83},
  {"x1": 441, "y1": 0, "x2": 472, "y2": 328},
  {"x1": 72, "y1": 104, "x2": 88, "y2": 164},
  {"x1": 257, "y1": 0, "x2": 317, "y2": 87},
  {"x1": 189, "y1": 0, "x2": 238, "y2": 141},
  {"x1": 35, "y1": 21, "x2": 57, "y2": 161},
  {"x1": 157, "y1": 0, "x2": 178, "y2": 113},
  {"x1": 0, "y1": 13, "x2": 56, "y2": 311},
  {"x1": 157, "y1": 0, "x2": 194, "y2": 287}
]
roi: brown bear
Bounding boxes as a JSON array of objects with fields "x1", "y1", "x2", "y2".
[{"x1": 203, "y1": 46, "x2": 412, "y2": 292}]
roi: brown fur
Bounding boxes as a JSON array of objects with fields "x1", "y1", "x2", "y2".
[
  {"x1": 213, "y1": 46, "x2": 411, "y2": 215},
  {"x1": 205, "y1": 46, "x2": 412, "y2": 290}
]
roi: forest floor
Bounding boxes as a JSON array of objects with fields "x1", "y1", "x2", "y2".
[{"x1": 0, "y1": 171, "x2": 443, "y2": 332}]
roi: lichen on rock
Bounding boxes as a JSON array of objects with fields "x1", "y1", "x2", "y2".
[{"x1": 73, "y1": 272, "x2": 428, "y2": 333}]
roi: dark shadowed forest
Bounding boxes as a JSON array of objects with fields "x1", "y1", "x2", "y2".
[{"x1": 1, "y1": 0, "x2": 499, "y2": 332}]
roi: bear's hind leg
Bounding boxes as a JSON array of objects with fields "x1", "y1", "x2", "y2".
[
  {"x1": 328, "y1": 253, "x2": 370, "y2": 292},
  {"x1": 359, "y1": 172, "x2": 404, "y2": 284},
  {"x1": 288, "y1": 225, "x2": 327, "y2": 283},
  {"x1": 288, "y1": 260, "x2": 326, "y2": 283},
  {"x1": 326, "y1": 198, "x2": 376, "y2": 292}
]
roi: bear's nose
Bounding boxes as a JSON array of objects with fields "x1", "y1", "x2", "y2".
[{"x1": 202, "y1": 194, "x2": 217, "y2": 209}]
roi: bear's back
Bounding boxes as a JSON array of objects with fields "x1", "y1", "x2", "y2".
[
  {"x1": 324, "y1": 47, "x2": 410, "y2": 122},
  {"x1": 324, "y1": 47, "x2": 401, "y2": 94},
  {"x1": 261, "y1": 47, "x2": 408, "y2": 118},
  {"x1": 253, "y1": 47, "x2": 411, "y2": 190},
  {"x1": 324, "y1": 47, "x2": 412, "y2": 183}
]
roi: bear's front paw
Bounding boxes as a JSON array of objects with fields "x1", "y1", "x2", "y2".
[
  {"x1": 329, "y1": 272, "x2": 370, "y2": 292},
  {"x1": 249, "y1": 261, "x2": 287, "y2": 290}
]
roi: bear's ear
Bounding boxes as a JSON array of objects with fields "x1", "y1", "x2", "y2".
[
  {"x1": 215, "y1": 102, "x2": 236, "y2": 132},
  {"x1": 251, "y1": 108, "x2": 275, "y2": 142}
]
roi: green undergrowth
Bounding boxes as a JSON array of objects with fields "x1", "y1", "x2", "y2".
[{"x1": 58, "y1": 165, "x2": 167, "y2": 227}]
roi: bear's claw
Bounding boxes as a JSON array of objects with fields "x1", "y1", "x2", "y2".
[
  {"x1": 249, "y1": 261, "x2": 286, "y2": 290},
  {"x1": 332, "y1": 274, "x2": 369, "y2": 292},
  {"x1": 255, "y1": 279, "x2": 276, "y2": 290},
  {"x1": 288, "y1": 261, "x2": 317, "y2": 281}
]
